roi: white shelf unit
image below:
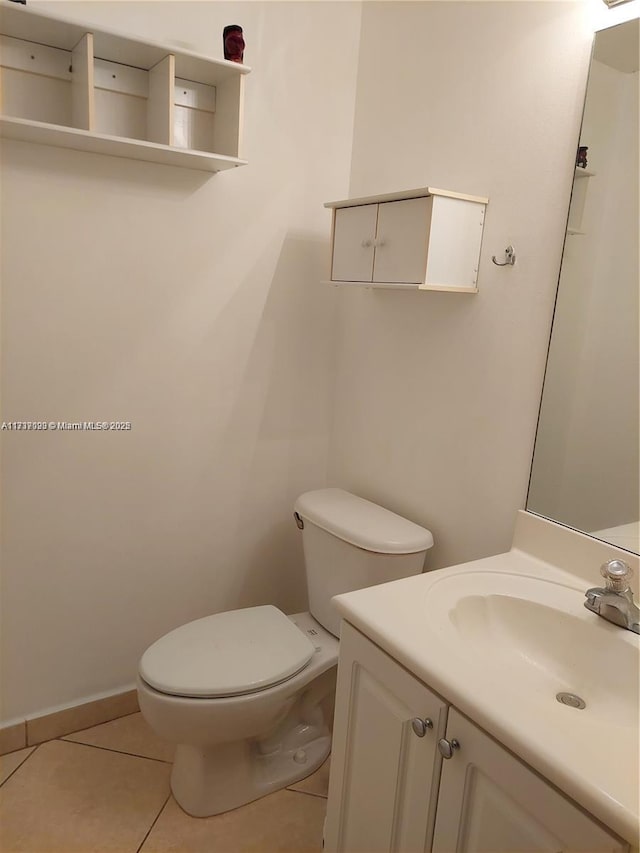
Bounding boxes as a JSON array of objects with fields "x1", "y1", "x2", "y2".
[
  {"x1": 0, "y1": 2, "x2": 250, "y2": 172},
  {"x1": 567, "y1": 167, "x2": 595, "y2": 236},
  {"x1": 324, "y1": 187, "x2": 488, "y2": 292}
]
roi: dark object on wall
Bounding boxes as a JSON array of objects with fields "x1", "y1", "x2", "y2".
[
  {"x1": 576, "y1": 146, "x2": 589, "y2": 169},
  {"x1": 223, "y1": 25, "x2": 245, "y2": 63}
]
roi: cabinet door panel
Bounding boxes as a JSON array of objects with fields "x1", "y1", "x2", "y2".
[
  {"x1": 332, "y1": 205, "x2": 377, "y2": 282},
  {"x1": 372, "y1": 197, "x2": 431, "y2": 283},
  {"x1": 433, "y1": 710, "x2": 626, "y2": 853},
  {"x1": 325, "y1": 623, "x2": 447, "y2": 853}
]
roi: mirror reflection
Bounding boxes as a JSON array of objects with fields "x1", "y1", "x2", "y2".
[{"x1": 528, "y1": 19, "x2": 639, "y2": 555}]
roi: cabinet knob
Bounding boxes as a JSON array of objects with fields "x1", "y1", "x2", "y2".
[
  {"x1": 438, "y1": 737, "x2": 460, "y2": 758},
  {"x1": 361, "y1": 239, "x2": 373, "y2": 248},
  {"x1": 411, "y1": 718, "x2": 433, "y2": 737}
]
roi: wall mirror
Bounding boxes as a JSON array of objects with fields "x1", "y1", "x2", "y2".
[{"x1": 528, "y1": 18, "x2": 639, "y2": 555}]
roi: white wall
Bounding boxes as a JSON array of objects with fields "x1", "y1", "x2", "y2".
[
  {"x1": 1, "y1": 0, "x2": 602, "y2": 724},
  {"x1": 0, "y1": 1, "x2": 362, "y2": 722},
  {"x1": 529, "y1": 57, "x2": 639, "y2": 532},
  {"x1": 327, "y1": 1, "x2": 593, "y2": 570}
]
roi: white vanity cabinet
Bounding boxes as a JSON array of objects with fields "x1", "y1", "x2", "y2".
[
  {"x1": 324, "y1": 188, "x2": 488, "y2": 292},
  {"x1": 324, "y1": 621, "x2": 448, "y2": 853},
  {"x1": 0, "y1": 2, "x2": 249, "y2": 172},
  {"x1": 432, "y1": 709, "x2": 626, "y2": 853},
  {"x1": 325, "y1": 622, "x2": 628, "y2": 853}
]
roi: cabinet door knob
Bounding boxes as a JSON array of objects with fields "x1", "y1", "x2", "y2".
[
  {"x1": 361, "y1": 239, "x2": 373, "y2": 248},
  {"x1": 438, "y1": 738, "x2": 460, "y2": 758},
  {"x1": 411, "y1": 718, "x2": 433, "y2": 737}
]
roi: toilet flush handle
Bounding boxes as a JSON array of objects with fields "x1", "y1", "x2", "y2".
[{"x1": 294, "y1": 512, "x2": 304, "y2": 530}]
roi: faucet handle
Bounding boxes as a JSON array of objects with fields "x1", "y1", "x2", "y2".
[{"x1": 600, "y1": 560, "x2": 633, "y2": 592}]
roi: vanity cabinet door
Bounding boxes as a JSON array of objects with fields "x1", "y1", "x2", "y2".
[
  {"x1": 324, "y1": 622, "x2": 448, "y2": 853},
  {"x1": 432, "y1": 709, "x2": 627, "y2": 853}
]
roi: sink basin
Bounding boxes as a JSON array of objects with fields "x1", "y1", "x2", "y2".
[{"x1": 427, "y1": 571, "x2": 639, "y2": 729}]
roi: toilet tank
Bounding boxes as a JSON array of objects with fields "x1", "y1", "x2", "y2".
[{"x1": 294, "y1": 489, "x2": 434, "y2": 637}]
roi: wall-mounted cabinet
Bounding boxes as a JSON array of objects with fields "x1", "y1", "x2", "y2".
[
  {"x1": 324, "y1": 187, "x2": 488, "y2": 292},
  {"x1": 0, "y1": 2, "x2": 250, "y2": 171},
  {"x1": 567, "y1": 167, "x2": 595, "y2": 236}
]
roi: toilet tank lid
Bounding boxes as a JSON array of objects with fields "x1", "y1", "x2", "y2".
[{"x1": 294, "y1": 489, "x2": 434, "y2": 555}]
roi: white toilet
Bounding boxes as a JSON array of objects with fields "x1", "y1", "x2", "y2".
[{"x1": 137, "y1": 488, "x2": 433, "y2": 817}]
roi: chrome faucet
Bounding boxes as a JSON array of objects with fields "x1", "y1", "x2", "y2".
[{"x1": 584, "y1": 560, "x2": 640, "y2": 634}]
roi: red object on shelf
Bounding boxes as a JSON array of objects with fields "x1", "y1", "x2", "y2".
[{"x1": 223, "y1": 25, "x2": 245, "y2": 63}]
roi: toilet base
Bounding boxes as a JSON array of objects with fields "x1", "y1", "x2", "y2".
[{"x1": 171, "y1": 721, "x2": 331, "y2": 817}]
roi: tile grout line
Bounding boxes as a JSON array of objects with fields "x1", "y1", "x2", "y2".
[
  {"x1": 52, "y1": 710, "x2": 141, "y2": 739},
  {"x1": 286, "y1": 787, "x2": 329, "y2": 800},
  {"x1": 57, "y1": 737, "x2": 173, "y2": 765},
  {"x1": 136, "y1": 792, "x2": 172, "y2": 853},
  {"x1": 0, "y1": 744, "x2": 41, "y2": 789},
  {"x1": 23, "y1": 709, "x2": 141, "y2": 747}
]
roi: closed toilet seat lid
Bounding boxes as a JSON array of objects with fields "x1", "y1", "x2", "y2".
[{"x1": 139, "y1": 605, "x2": 316, "y2": 698}]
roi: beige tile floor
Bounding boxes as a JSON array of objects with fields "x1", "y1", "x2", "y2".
[{"x1": 0, "y1": 713, "x2": 329, "y2": 853}]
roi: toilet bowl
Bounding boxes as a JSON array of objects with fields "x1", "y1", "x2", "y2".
[
  {"x1": 138, "y1": 609, "x2": 338, "y2": 817},
  {"x1": 137, "y1": 489, "x2": 433, "y2": 817}
]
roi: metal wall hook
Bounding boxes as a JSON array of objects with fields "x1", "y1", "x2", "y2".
[{"x1": 492, "y1": 245, "x2": 516, "y2": 266}]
